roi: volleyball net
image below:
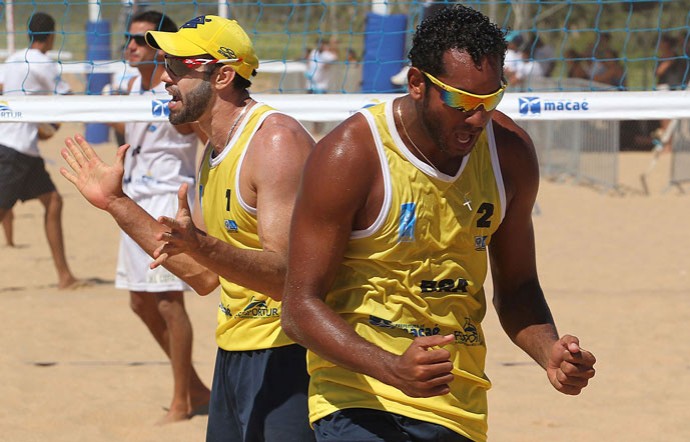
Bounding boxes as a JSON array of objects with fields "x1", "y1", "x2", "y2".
[{"x1": 1, "y1": 0, "x2": 690, "y2": 191}]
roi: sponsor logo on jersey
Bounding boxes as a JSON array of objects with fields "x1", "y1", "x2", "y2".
[
  {"x1": 420, "y1": 278, "x2": 469, "y2": 293},
  {"x1": 398, "y1": 202, "x2": 416, "y2": 242},
  {"x1": 369, "y1": 314, "x2": 482, "y2": 345},
  {"x1": 236, "y1": 297, "x2": 279, "y2": 318},
  {"x1": 152, "y1": 99, "x2": 170, "y2": 117},
  {"x1": 453, "y1": 317, "x2": 481, "y2": 345},
  {"x1": 0, "y1": 101, "x2": 22, "y2": 119},
  {"x1": 219, "y1": 302, "x2": 232, "y2": 317},
  {"x1": 369, "y1": 315, "x2": 441, "y2": 337},
  {"x1": 519, "y1": 96, "x2": 589, "y2": 116},
  {"x1": 474, "y1": 235, "x2": 487, "y2": 251},
  {"x1": 224, "y1": 219, "x2": 238, "y2": 232}
]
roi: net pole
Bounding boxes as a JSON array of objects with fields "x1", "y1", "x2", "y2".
[
  {"x1": 85, "y1": 0, "x2": 112, "y2": 143},
  {"x1": 371, "y1": 1, "x2": 389, "y2": 16},
  {"x1": 88, "y1": 0, "x2": 99, "y2": 22},
  {"x1": 218, "y1": 0, "x2": 228, "y2": 19}
]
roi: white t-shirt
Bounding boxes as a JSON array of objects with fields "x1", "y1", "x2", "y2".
[
  {"x1": 306, "y1": 48, "x2": 338, "y2": 92},
  {"x1": 123, "y1": 76, "x2": 198, "y2": 201},
  {"x1": 504, "y1": 48, "x2": 522, "y2": 74},
  {"x1": 0, "y1": 48, "x2": 71, "y2": 156}
]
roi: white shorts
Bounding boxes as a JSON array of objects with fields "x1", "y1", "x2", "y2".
[{"x1": 115, "y1": 192, "x2": 191, "y2": 293}]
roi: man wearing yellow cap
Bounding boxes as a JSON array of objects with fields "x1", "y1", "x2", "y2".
[{"x1": 61, "y1": 14, "x2": 315, "y2": 441}]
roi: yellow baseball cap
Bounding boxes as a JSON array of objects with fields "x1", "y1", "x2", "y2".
[{"x1": 145, "y1": 15, "x2": 259, "y2": 80}]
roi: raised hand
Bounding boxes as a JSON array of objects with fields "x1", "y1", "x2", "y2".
[
  {"x1": 150, "y1": 183, "x2": 203, "y2": 269},
  {"x1": 546, "y1": 334, "x2": 596, "y2": 395},
  {"x1": 388, "y1": 334, "x2": 456, "y2": 398},
  {"x1": 60, "y1": 134, "x2": 129, "y2": 211}
]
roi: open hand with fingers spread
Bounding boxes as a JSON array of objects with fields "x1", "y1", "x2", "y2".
[
  {"x1": 546, "y1": 335, "x2": 596, "y2": 395},
  {"x1": 151, "y1": 183, "x2": 204, "y2": 269},
  {"x1": 60, "y1": 134, "x2": 129, "y2": 211}
]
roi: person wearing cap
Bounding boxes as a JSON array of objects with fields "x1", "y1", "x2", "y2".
[
  {"x1": 61, "y1": 14, "x2": 315, "y2": 441},
  {"x1": 110, "y1": 10, "x2": 211, "y2": 425},
  {"x1": 280, "y1": 6, "x2": 596, "y2": 442}
]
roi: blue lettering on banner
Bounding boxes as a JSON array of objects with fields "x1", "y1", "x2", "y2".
[
  {"x1": 399, "y1": 202, "x2": 416, "y2": 242},
  {"x1": 152, "y1": 99, "x2": 170, "y2": 117},
  {"x1": 519, "y1": 96, "x2": 590, "y2": 116}
]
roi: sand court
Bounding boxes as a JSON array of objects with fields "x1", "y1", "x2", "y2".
[{"x1": 1, "y1": 123, "x2": 688, "y2": 441}]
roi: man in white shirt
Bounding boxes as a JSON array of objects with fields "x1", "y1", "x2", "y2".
[
  {"x1": 0, "y1": 12, "x2": 81, "y2": 289},
  {"x1": 111, "y1": 10, "x2": 210, "y2": 424},
  {"x1": 306, "y1": 39, "x2": 338, "y2": 94}
]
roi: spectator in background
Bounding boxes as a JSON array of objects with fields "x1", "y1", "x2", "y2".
[
  {"x1": 110, "y1": 10, "x2": 211, "y2": 424},
  {"x1": 653, "y1": 34, "x2": 685, "y2": 152},
  {"x1": 306, "y1": 37, "x2": 339, "y2": 135},
  {"x1": 506, "y1": 39, "x2": 545, "y2": 91},
  {"x1": 306, "y1": 38, "x2": 338, "y2": 94},
  {"x1": 346, "y1": 49, "x2": 359, "y2": 63},
  {"x1": 564, "y1": 48, "x2": 589, "y2": 79},
  {"x1": 0, "y1": 12, "x2": 83, "y2": 289},
  {"x1": 589, "y1": 47, "x2": 625, "y2": 90},
  {"x1": 529, "y1": 35, "x2": 555, "y2": 77},
  {"x1": 655, "y1": 34, "x2": 685, "y2": 90},
  {"x1": 581, "y1": 32, "x2": 625, "y2": 89},
  {"x1": 503, "y1": 31, "x2": 524, "y2": 80}
]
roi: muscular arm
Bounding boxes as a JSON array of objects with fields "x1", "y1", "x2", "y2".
[
  {"x1": 489, "y1": 113, "x2": 557, "y2": 364},
  {"x1": 282, "y1": 115, "x2": 455, "y2": 398},
  {"x1": 489, "y1": 112, "x2": 596, "y2": 394},
  {"x1": 60, "y1": 134, "x2": 218, "y2": 295},
  {"x1": 154, "y1": 115, "x2": 314, "y2": 299}
]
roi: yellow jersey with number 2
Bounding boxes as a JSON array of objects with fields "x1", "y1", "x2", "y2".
[{"x1": 307, "y1": 100, "x2": 506, "y2": 442}]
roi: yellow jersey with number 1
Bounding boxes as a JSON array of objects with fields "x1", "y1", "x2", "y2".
[
  {"x1": 198, "y1": 103, "x2": 295, "y2": 352},
  {"x1": 307, "y1": 100, "x2": 506, "y2": 442}
]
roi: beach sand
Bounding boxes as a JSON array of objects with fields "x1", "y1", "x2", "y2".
[{"x1": 1, "y1": 123, "x2": 688, "y2": 442}]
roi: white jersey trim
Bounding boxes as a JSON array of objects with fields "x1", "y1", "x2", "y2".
[
  {"x1": 351, "y1": 106, "x2": 393, "y2": 240},
  {"x1": 234, "y1": 106, "x2": 279, "y2": 216},
  {"x1": 386, "y1": 100, "x2": 468, "y2": 182},
  {"x1": 485, "y1": 120, "x2": 507, "y2": 223}
]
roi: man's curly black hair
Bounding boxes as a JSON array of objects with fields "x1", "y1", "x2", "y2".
[{"x1": 409, "y1": 4, "x2": 507, "y2": 77}]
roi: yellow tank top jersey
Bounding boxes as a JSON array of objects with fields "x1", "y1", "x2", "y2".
[
  {"x1": 307, "y1": 100, "x2": 506, "y2": 442},
  {"x1": 198, "y1": 103, "x2": 294, "y2": 352}
]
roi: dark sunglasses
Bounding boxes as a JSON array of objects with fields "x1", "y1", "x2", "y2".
[
  {"x1": 124, "y1": 33, "x2": 147, "y2": 46},
  {"x1": 164, "y1": 55, "x2": 239, "y2": 78}
]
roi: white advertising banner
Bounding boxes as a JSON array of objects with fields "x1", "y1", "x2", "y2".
[{"x1": 0, "y1": 91, "x2": 687, "y2": 123}]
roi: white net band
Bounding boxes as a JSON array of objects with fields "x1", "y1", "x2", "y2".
[{"x1": 1, "y1": 90, "x2": 687, "y2": 123}]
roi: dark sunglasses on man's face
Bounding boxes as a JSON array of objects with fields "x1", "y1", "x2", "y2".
[
  {"x1": 124, "y1": 33, "x2": 147, "y2": 46},
  {"x1": 164, "y1": 55, "x2": 239, "y2": 78}
]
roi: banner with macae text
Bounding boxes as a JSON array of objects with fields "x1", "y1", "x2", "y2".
[{"x1": 0, "y1": 91, "x2": 688, "y2": 123}]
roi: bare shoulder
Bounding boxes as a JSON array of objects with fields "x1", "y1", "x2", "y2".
[
  {"x1": 491, "y1": 111, "x2": 536, "y2": 161},
  {"x1": 310, "y1": 112, "x2": 379, "y2": 179},
  {"x1": 491, "y1": 111, "x2": 539, "y2": 203},
  {"x1": 253, "y1": 112, "x2": 315, "y2": 152}
]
